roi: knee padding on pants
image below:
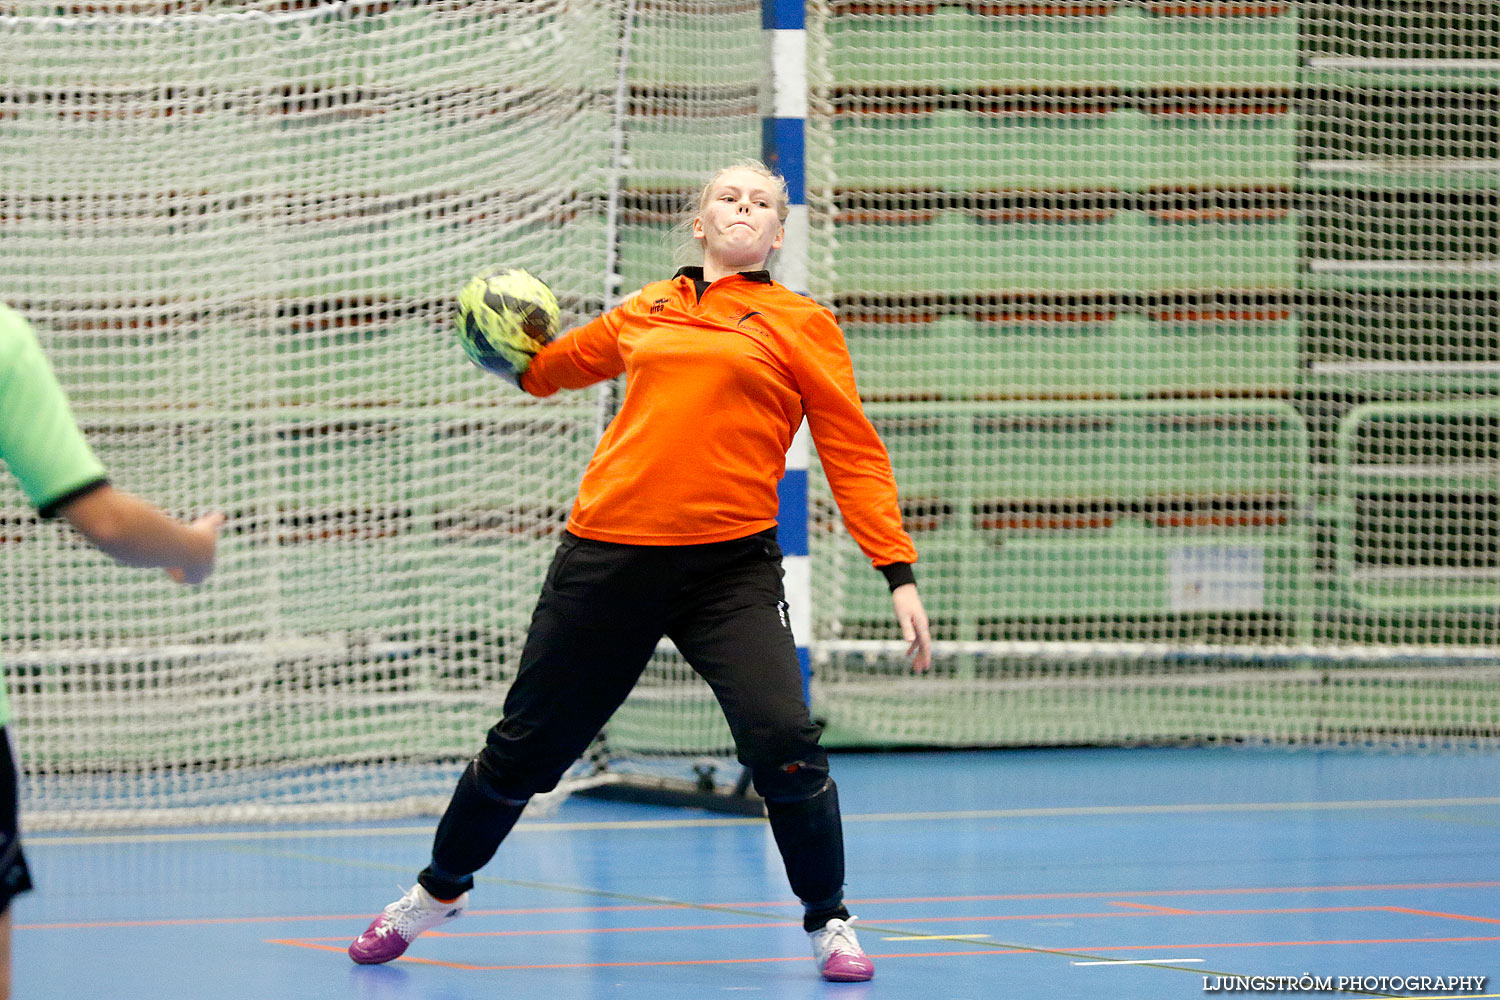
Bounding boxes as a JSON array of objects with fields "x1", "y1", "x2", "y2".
[{"x1": 750, "y1": 753, "x2": 831, "y2": 803}]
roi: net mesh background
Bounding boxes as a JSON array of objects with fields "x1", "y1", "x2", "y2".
[{"x1": 0, "y1": 0, "x2": 1496, "y2": 827}]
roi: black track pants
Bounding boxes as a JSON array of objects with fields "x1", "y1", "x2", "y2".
[{"x1": 420, "y1": 529, "x2": 845, "y2": 911}]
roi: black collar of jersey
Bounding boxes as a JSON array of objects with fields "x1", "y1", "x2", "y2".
[{"x1": 675, "y1": 266, "x2": 772, "y2": 302}]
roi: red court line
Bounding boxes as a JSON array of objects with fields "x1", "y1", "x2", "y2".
[
  {"x1": 1066, "y1": 936, "x2": 1500, "y2": 954},
  {"x1": 295, "y1": 911, "x2": 1164, "y2": 943},
  {"x1": 21, "y1": 914, "x2": 382, "y2": 931},
  {"x1": 270, "y1": 938, "x2": 820, "y2": 971},
  {"x1": 1161, "y1": 906, "x2": 1500, "y2": 923},
  {"x1": 25, "y1": 880, "x2": 1499, "y2": 932},
  {"x1": 1134, "y1": 906, "x2": 1396, "y2": 917},
  {"x1": 844, "y1": 881, "x2": 1500, "y2": 905},
  {"x1": 1110, "y1": 902, "x2": 1200, "y2": 915},
  {"x1": 15, "y1": 903, "x2": 731, "y2": 932},
  {"x1": 287, "y1": 904, "x2": 1500, "y2": 945},
  {"x1": 426, "y1": 919, "x2": 806, "y2": 938},
  {"x1": 269, "y1": 935, "x2": 1500, "y2": 971},
  {"x1": 1385, "y1": 908, "x2": 1500, "y2": 925}
]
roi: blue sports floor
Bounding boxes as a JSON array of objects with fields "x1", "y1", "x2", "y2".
[{"x1": 14, "y1": 748, "x2": 1500, "y2": 1000}]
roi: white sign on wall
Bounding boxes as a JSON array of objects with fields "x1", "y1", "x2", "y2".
[{"x1": 1168, "y1": 545, "x2": 1266, "y2": 612}]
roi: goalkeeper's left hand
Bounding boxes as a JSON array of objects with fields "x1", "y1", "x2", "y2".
[{"x1": 892, "y1": 583, "x2": 932, "y2": 673}]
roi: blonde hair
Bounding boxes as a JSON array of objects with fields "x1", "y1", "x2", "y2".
[{"x1": 671, "y1": 159, "x2": 791, "y2": 267}]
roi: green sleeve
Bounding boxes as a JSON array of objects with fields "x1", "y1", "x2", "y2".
[{"x1": 0, "y1": 305, "x2": 108, "y2": 515}]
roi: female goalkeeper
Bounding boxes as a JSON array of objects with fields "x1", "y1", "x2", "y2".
[
  {"x1": 0, "y1": 303, "x2": 224, "y2": 1000},
  {"x1": 349, "y1": 161, "x2": 931, "y2": 983}
]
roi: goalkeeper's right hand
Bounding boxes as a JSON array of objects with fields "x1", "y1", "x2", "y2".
[
  {"x1": 470, "y1": 336, "x2": 534, "y2": 389},
  {"x1": 453, "y1": 268, "x2": 558, "y2": 390},
  {"x1": 454, "y1": 306, "x2": 537, "y2": 390}
]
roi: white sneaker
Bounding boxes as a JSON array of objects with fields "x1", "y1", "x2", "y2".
[
  {"x1": 808, "y1": 916, "x2": 875, "y2": 982},
  {"x1": 348, "y1": 884, "x2": 469, "y2": 964}
]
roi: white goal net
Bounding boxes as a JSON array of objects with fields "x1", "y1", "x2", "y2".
[
  {"x1": 1, "y1": 0, "x2": 760, "y2": 828},
  {"x1": 801, "y1": 0, "x2": 1499, "y2": 748}
]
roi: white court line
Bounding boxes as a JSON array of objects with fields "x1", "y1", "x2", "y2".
[
  {"x1": 883, "y1": 934, "x2": 992, "y2": 941},
  {"x1": 1072, "y1": 958, "x2": 1205, "y2": 966}
]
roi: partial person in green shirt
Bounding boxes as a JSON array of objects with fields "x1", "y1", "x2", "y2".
[{"x1": 0, "y1": 303, "x2": 225, "y2": 1000}]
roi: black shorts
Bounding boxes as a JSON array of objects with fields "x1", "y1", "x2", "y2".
[{"x1": 0, "y1": 729, "x2": 34, "y2": 914}]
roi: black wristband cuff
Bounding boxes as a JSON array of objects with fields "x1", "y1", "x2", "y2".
[
  {"x1": 37, "y1": 477, "x2": 109, "y2": 520},
  {"x1": 877, "y1": 562, "x2": 916, "y2": 592}
]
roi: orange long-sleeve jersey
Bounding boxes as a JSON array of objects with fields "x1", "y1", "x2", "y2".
[{"x1": 520, "y1": 269, "x2": 917, "y2": 571}]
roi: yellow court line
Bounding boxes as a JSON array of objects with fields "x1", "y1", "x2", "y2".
[
  {"x1": 26, "y1": 795, "x2": 1500, "y2": 846},
  {"x1": 844, "y1": 797, "x2": 1500, "y2": 824},
  {"x1": 26, "y1": 817, "x2": 759, "y2": 846},
  {"x1": 1072, "y1": 958, "x2": 1205, "y2": 966}
]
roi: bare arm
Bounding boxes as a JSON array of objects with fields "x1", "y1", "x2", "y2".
[
  {"x1": 892, "y1": 582, "x2": 932, "y2": 674},
  {"x1": 58, "y1": 485, "x2": 225, "y2": 585}
]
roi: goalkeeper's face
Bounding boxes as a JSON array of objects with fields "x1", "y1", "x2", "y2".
[{"x1": 693, "y1": 167, "x2": 786, "y2": 274}]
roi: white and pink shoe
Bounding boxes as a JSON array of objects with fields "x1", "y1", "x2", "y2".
[
  {"x1": 809, "y1": 916, "x2": 875, "y2": 982},
  {"x1": 348, "y1": 884, "x2": 468, "y2": 965}
]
